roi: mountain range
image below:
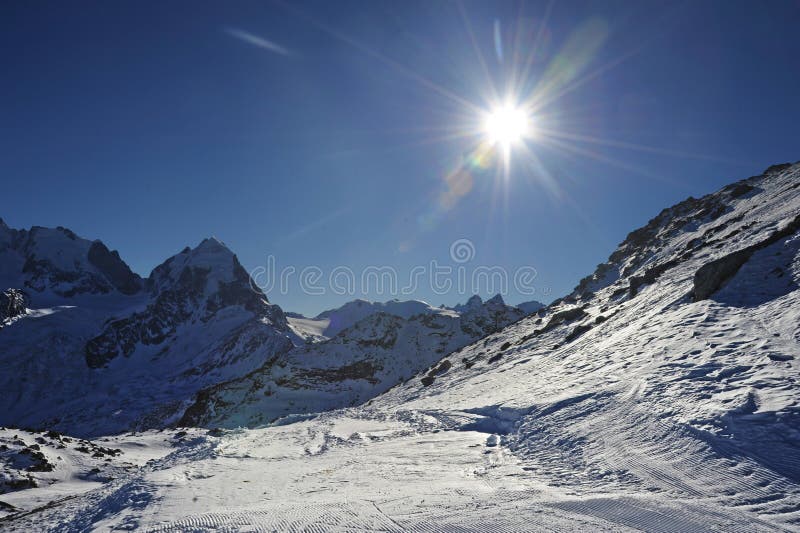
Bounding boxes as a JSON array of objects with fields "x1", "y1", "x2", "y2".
[
  {"x1": 2, "y1": 161, "x2": 799, "y2": 530},
  {"x1": 0, "y1": 225, "x2": 537, "y2": 437}
]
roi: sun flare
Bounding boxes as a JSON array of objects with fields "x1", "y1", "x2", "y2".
[{"x1": 484, "y1": 105, "x2": 530, "y2": 147}]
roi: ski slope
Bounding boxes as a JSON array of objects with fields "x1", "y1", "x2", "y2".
[{"x1": 2, "y1": 162, "x2": 800, "y2": 531}]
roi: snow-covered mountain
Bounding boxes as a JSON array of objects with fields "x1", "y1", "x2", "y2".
[
  {"x1": 515, "y1": 298, "x2": 546, "y2": 314},
  {"x1": 289, "y1": 299, "x2": 447, "y2": 339},
  {"x1": 0, "y1": 233, "x2": 293, "y2": 437},
  {"x1": 0, "y1": 221, "x2": 525, "y2": 438},
  {"x1": 180, "y1": 294, "x2": 526, "y2": 427},
  {"x1": 0, "y1": 220, "x2": 143, "y2": 300},
  {"x1": 3, "y1": 162, "x2": 800, "y2": 531}
]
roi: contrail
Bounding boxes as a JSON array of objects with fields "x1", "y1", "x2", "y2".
[{"x1": 225, "y1": 27, "x2": 290, "y2": 56}]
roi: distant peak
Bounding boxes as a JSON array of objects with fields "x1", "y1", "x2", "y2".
[
  {"x1": 180, "y1": 237, "x2": 236, "y2": 264},
  {"x1": 486, "y1": 294, "x2": 505, "y2": 305},
  {"x1": 196, "y1": 237, "x2": 231, "y2": 253},
  {"x1": 466, "y1": 294, "x2": 483, "y2": 306}
]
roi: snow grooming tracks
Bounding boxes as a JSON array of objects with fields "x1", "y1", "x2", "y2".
[{"x1": 145, "y1": 503, "x2": 405, "y2": 532}]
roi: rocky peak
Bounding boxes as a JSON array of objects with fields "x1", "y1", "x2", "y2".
[
  {"x1": 85, "y1": 238, "x2": 287, "y2": 369},
  {"x1": 452, "y1": 294, "x2": 483, "y2": 313},
  {"x1": 485, "y1": 294, "x2": 506, "y2": 306},
  {"x1": 0, "y1": 221, "x2": 143, "y2": 299},
  {"x1": 149, "y1": 238, "x2": 240, "y2": 293}
]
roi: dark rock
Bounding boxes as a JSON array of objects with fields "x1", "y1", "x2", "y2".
[
  {"x1": 764, "y1": 163, "x2": 792, "y2": 174},
  {"x1": 535, "y1": 307, "x2": 587, "y2": 336},
  {"x1": 433, "y1": 359, "x2": 452, "y2": 374},
  {"x1": 728, "y1": 183, "x2": 755, "y2": 198},
  {"x1": 629, "y1": 258, "x2": 680, "y2": 296},
  {"x1": 693, "y1": 249, "x2": 754, "y2": 301},
  {"x1": 565, "y1": 324, "x2": 593, "y2": 343},
  {"x1": 87, "y1": 241, "x2": 143, "y2": 295},
  {"x1": 693, "y1": 213, "x2": 800, "y2": 301},
  {"x1": 0, "y1": 288, "x2": 28, "y2": 324},
  {"x1": 487, "y1": 353, "x2": 503, "y2": 364}
]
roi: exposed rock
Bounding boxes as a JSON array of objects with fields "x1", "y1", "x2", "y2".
[
  {"x1": 727, "y1": 183, "x2": 755, "y2": 198},
  {"x1": 538, "y1": 307, "x2": 587, "y2": 335},
  {"x1": 0, "y1": 289, "x2": 28, "y2": 324},
  {"x1": 565, "y1": 324, "x2": 593, "y2": 343},
  {"x1": 693, "y1": 213, "x2": 800, "y2": 301},
  {"x1": 764, "y1": 162, "x2": 792, "y2": 174},
  {"x1": 87, "y1": 241, "x2": 142, "y2": 295},
  {"x1": 693, "y1": 249, "x2": 753, "y2": 301}
]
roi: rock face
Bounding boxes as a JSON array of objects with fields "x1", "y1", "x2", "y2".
[
  {"x1": 86, "y1": 241, "x2": 142, "y2": 295},
  {"x1": 693, "y1": 213, "x2": 800, "y2": 301},
  {"x1": 0, "y1": 288, "x2": 28, "y2": 325},
  {"x1": 693, "y1": 250, "x2": 753, "y2": 301}
]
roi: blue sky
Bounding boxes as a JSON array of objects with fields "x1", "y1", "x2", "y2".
[{"x1": 2, "y1": 0, "x2": 799, "y2": 316}]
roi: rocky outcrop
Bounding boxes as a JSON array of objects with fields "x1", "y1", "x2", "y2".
[
  {"x1": 693, "y1": 213, "x2": 800, "y2": 301},
  {"x1": 0, "y1": 289, "x2": 28, "y2": 325}
]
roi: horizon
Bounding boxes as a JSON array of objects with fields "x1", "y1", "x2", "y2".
[{"x1": 3, "y1": 0, "x2": 800, "y2": 316}]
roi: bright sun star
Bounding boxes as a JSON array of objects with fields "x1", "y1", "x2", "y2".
[{"x1": 484, "y1": 105, "x2": 530, "y2": 147}]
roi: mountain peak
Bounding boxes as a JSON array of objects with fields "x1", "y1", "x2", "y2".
[
  {"x1": 0, "y1": 221, "x2": 142, "y2": 299},
  {"x1": 196, "y1": 236, "x2": 230, "y2": 253},
  {"x1": 149, "y1": 237, "x2": 241, "y2": 293},
  {"x1": 486, "y1": 293, "x2": 505, "y2": 305},
  {"x1": 451, "y1": 294, "x2": 483, "y2": 313}
]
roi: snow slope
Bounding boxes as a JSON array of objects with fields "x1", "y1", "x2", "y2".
[{"x1": 3, "y1": 162, "x2": 800, "y2": 531}]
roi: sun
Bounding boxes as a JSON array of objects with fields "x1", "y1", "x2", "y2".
[{"x1": 484, "y1": 105, "x2": 530, "y2": 147}]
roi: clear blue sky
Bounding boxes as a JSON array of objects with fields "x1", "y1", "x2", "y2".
[{"x1": 2, "y1": 0, "x2": 799, "y2": 316}]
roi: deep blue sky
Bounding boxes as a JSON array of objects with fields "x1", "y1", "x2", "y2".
[{"x1": 2, "y1": 1, "x2": 799, "y2": 316}]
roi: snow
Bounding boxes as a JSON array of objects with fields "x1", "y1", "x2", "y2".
[
  {"x1": 149, "y1": 238, "x2": 240, "y2": 296},
  {"x1": 314, "y1": 298, "x2": 456, "y2": 337},
  {"x1": 2, "y1": 163, "x2": 800, "y2": 530},
  {"x1": 181, "y1": 298, "x2": 525, "y2": 429},
  {"x1": 0, "y1": 237, "x2": 293, "y2": 437},
  {"x1": 286, "y1": 315, "x2": 330, "y2": 343}
]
